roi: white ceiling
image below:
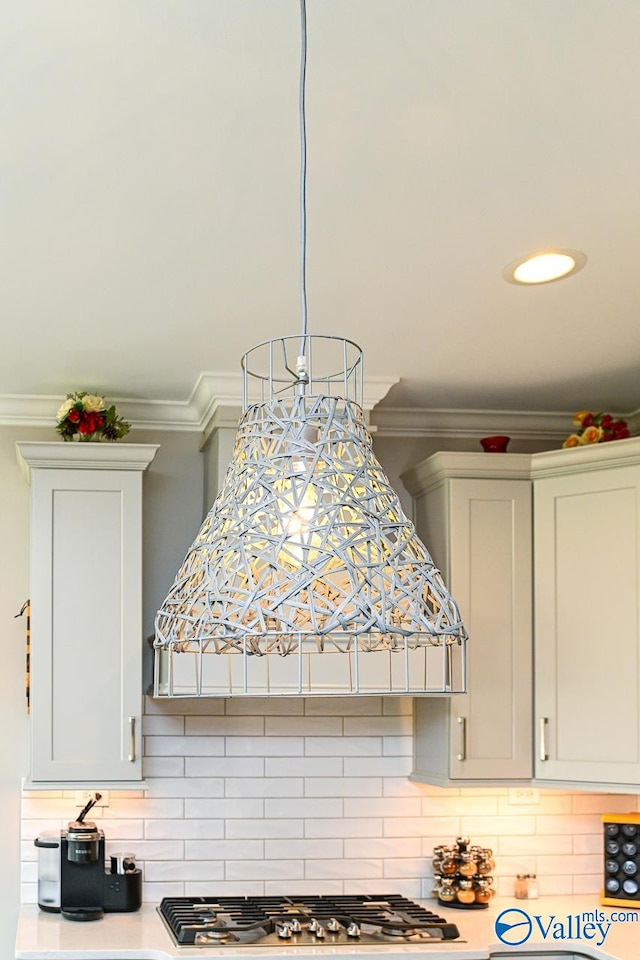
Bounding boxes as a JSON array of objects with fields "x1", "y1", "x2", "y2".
[{"x1": 3, "y1": 0, "x2": 640, "y2": 422}]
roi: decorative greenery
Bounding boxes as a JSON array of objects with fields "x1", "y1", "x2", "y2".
[
  {"x1": 55, "y1": 391, "x2": 131, "y2": 442},
  {"x1": 563, "y1": 410, "x2": 630, "y2": 448}
]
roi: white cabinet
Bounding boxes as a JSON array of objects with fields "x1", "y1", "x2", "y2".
[
  {"x1": 16, "y1": 441, "x2": 158, "y2": 784},
  {"x1": 532, "y1": 440, "x2": 640, "y2": 789},
  {"x1": 403, "y1": 452, "x2": 532, "y2": 784}
]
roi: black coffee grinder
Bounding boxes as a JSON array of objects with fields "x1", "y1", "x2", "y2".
[{"x1": 34, "y1": 794, "x2": 142, "y2": 921}]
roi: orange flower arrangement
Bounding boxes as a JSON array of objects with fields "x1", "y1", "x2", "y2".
[{"x1": 563, "y1": 410, "x2": 630, "y2": 448}]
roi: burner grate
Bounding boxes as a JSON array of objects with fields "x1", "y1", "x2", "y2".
[{"x1": 158, "y1": 894, "x2": 460, "y2": 946}]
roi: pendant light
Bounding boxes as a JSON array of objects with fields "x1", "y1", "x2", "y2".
[{"x1": 153, "y1": 1, "x2": 467, "y2": 698}]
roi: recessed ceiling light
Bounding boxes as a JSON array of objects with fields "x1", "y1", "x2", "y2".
[{"x1": 503, "y1": 249, "x2": 587, "y2": 285}]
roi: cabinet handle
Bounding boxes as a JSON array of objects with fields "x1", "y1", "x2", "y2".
[
  {"x1": 539, "y1": 717, "x2": 549, "y2": 762},
  {"x1": 456, "y1": 716, "x2": 466, "y2": 761},
  {"x1": 128, "y1": 716, "x2": 136, "y2": 762}
]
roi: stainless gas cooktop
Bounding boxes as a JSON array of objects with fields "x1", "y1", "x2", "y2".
[{"x1": 158, "y1": 894, "x2": 461, "y2": 947}]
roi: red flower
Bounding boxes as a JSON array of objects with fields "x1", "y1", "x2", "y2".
[
  {"x1": 601, "y1": 414, "x2": 613, "y2": 428},
  {"x1": 68, "y1": 409, "x2": 81, "y2": 423},
  {"x1": 582, "y1": 413, "x2": 594, "y2": 428}
]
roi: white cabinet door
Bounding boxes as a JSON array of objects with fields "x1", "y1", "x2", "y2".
[
  {"x1": 17, "y1": 442, "x2": 158, "y2": 784},
  {"x1": 534, "y1": 460, "x2": 640, "y2": 787},
  {"x1": 405, "y1": 454, "x2": 532, "y2": 784}
]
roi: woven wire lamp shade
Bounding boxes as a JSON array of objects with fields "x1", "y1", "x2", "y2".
[{"x1": 154, "y1": 336, "x2": 467, "y2": 697}]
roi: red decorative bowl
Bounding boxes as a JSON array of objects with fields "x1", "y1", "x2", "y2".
[{"x1": 480, "y1": 435, "x2": 510, "y2": 453}]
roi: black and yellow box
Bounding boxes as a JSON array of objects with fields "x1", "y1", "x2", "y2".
[{"x1": 602, "y1": 813, "x2": 640, "y2": 907}]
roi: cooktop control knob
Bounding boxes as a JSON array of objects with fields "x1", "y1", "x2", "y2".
[
  {"x1": 347, "y1": 922, "x2": 361, "y2": 938},
  {"x1": 314, "y1": 924, "x2": 326, "y2": 939},
  {"x1": 308, "y1": 919, "x2": 318, "y2": 932},
  {"x1": 327, "y1": 917, "x2": 341, "y2": 933},
  {"x1": 289, "y1": 918, "x2": 302, "y2": 933},
  {"x1": 277, "y1": 924, "x2": 292, "y2": 939}
]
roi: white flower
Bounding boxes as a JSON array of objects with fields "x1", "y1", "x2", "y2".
[
  {"x1": 83, "y1": 394, "x2": 106, "y2": 413},
  {"x1": 56, "y1": 398, "x2": 76, "y2": 421}
]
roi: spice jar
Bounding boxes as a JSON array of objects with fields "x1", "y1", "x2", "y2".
[
  {"x1": 440, "y1": 855, "x2": 458, "y2": 876},
  {"x1": 438, "y1": 878, "x2": 456, "y2": 902},
  {"x1": 458, "y1": 853, "x2": 477, "y2": 877},
  {"x1": 474, "y1": 878, "x2": 493, "y2": 904},
  {"x1": 477, "y1": 854, "x2": 495, "y2": 875},
  {"x1": 515, "y1": 873, "x2": 539, "y2": 899},
  {"x1": 456, "y1": 880, "x2": 476, "y2": 904}
]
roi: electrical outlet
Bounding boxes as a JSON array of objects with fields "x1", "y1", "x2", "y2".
[
  {"x1": 508, "y1": 787, "x2": 539, "y2": 805},
  {"x1": 74, "y1": 790, "x2": 109, "y2": 808}
]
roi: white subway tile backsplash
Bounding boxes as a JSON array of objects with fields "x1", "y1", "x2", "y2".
[
  {"x1": 97, "y1": 819, "x2": 145, "y2": 840},
  {"x1": 304, "y1": 819, "x2": 383, "y2": 838},
  {"x1": 345, "y1": 838, "x2": 420, "y2": 859},
  {"x1": 344, "y1": 717, "x2": 412, "y2": 737},
  {"x1": 385, "y1": 816, "x2": 461, "y2": 838},
  {"x1": 226, "y1": 698, "x2": 304, "y2": 716},
  {"x1": 144, "y1": 735, "x2": 224, "y2": 757},
  {"x1": 572, "y1": 793, "x2": 637, "y2": 814},
  {"x1": 536, "y1": 814, "x2": 603, "y2": 835},
  {"x1": 383, "y1": 777, "x2": 428, "y2": 797},
  {"x1": 265, "y1": 839, "x2": 343, "y2": 860},
  {"x1": 186, "y1": 757, "x2": 264, "y2": 778},
  {"x1": 305, "y1": 859, "x2": 383, "y2": 880},
  {"x1": 572, "y1": 834, "x2": 603, "y2": 854},
  {"x1": 142, "y1": 715, "x2": 185, "y2": 736},
  {"x1": 304, "y1": 697, "x2": 382, "y2": 716},
  {"x1": 383, "y1": 698, "x2": 413, "y2": 716},
  {"x1": 498, "y1": 834, "x2": 572, "y2": 856},
  {"x1": 226, "y1": 860, "x2": 304, "y2": 881},
  {"x1": 264, "y1": 879, "x2": 343, "y2": 896},
  {"x1": 20, "y1": 700, "x2": 628, "y2": 899},
  {"x1": 537, "y1": 853, "x2": 602, "y2": 875},
  {"x1": 382, "y1": 736, "x2": 412, "y2": 756},
  {"x1": 143, "y1": 756, "x2": 185, "y2": 778},
  {"x1": 423, "y1": 795, "x2": 498, "y2": 817},
  {"x1": 144, "y1": 696, "x2": 224, "y2": 716},
  {"x1": 186, "y1": 717, "x2": 265, "y2": 736},
  {"x1": 145, "y1": 820, "x2": 224, "y2": 840},
  {"x1": 304, "y1": 778, "x2": 382, "y2": 798},
  {"x1": 226, "y1": 737, "x2": 304, "y2": 757},
  {"x1": 265, "y1": 757, "x2": 342, "y2": 777},
  {"x1": 21, "y1": 884, "x2": 38, "y2": 905},
  {"x1": 147, "y1": 778, "x2": 224, "y2": 799},
  {"x1": 145, "y1": 861, "x2": 225, "y2": 882},
  {"x1": 344, "y1": 797, "x2": 421, "y2": 819},
  {"x1": 184, "y1": 840, "x2": 264, "y2": 861},
  {"x1": 461, "y1": 815, "x2": 536, "y2": 836},
  {"x1": 382, "y1": 859, "x2": 427, "y2": 879},
  {"x1": 143, "y1": 880, "x2": 186, "y2": 899},
  {"x1": 103, "y1": 799, "x2": 184, "y2": 819},
  {"x1": 185, "y1": 799, "x2": 264, "y2": 819},
  {"x1": 348, "y1": 757, "x2": 413, "y2": 777},
  {"x1": 265, "y1": 798, "x2": 343, "y2": 820},
  {"x1": 225, "y1": 778, "x2": 303, "y2": 798},
  {"x1": 185, "y1": 880, "x2": 263, "y2": 896},
  {"x1": 226, "y1": 820, "x2": 304, "y2": 840},
  {"x1": 572, "y1": 875, "x2": 602, "y2": 894},
  {"x1": 304, "y1": 737, "x2": 382, "y2": 757},
  {"x1": 266, "y1": 717, "x2": 343, "y2": 736}
]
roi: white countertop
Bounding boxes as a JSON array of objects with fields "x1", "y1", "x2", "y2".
[{"x1": 14, "y1": 897, "x2": 640, "y2": 960}]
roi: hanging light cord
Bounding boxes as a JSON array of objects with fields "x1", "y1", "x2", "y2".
[{"x1": 298, "y1": 0, "x2": 308, "y2": 359}]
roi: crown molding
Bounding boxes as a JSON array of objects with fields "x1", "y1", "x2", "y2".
[
  {"x1": 15, "y1": 441, "x2": 159, "y2": 484},
  {"x1": 372, "y1": 406, "x2": 575, "y2": 440},
  {"x1": 2, "y1": 383, "x2": 638, "y2": 442},
  {"x1": 0, "y1": 374, "x2": 400, "y2": 435}
]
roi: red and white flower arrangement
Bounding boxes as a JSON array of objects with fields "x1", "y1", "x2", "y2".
[
  {"x1": 563, "y1": 410, "x2": 630, "y2": 448},
  {"x1": 56, "y1": 391, "x2": 131, "y2": 442}
]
